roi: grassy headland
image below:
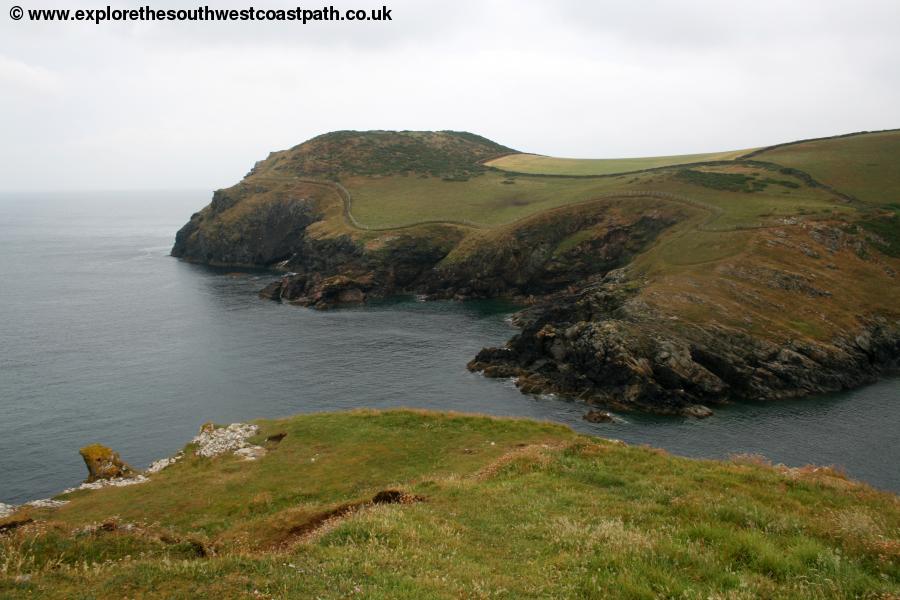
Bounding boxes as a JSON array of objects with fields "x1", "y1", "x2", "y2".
[
  {"x1": 2, "y1": 410, "x2": 897, "y2": 598},
  {"x1": 171, "y1": 128, "x2": 900, "y2": 412}
]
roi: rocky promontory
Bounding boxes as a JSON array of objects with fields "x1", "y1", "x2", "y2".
[
  {"x1": 469, "y1": 267, "x2": 900, "y2": 415},
  {"x1": 171, "y1": 130, "x2": 900, "y2": 415}
]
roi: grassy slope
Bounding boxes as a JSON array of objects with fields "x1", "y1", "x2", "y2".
[
  {"x1": 484, "y1": 147, "x2": 754, "y2": 176},
  {"x1": 2, "y1": 410, "x2": 897, "y2": 599},
  {"x1": 343, "y1": 164, "x2": 846, "y2": 230},
  {"x1": 230, "y1": 130, "x2": 890, "y2": 240},
  {"x1": 224, "y1": 130, "x2": 899, "y2": 345},
  {"x1": 750, "y1": 130, "x2": 900, "y2": 206}
]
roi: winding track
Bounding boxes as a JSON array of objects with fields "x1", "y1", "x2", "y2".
[
  {"x1": 250, "y1": 129, "x2": 871, "y2": 235},
  {"x1": 252, "y1": 173, "x2": 827, "y2": 236}
]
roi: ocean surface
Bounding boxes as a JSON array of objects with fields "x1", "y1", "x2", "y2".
[{"x1": 0, "y1": 191, "x2": 897, "y2": 504}]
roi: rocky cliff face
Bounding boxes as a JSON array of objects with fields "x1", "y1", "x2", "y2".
[
  {"x1": 429, "y1": 205, "x2": 678, "y2": 298},
  {"x1": 248, "y1": 201, "x2": 680, "y2": 308},
  {"x1": 468, "y1": 269, "x2": 900, "y2": 415},
  {"x1": 172, "y1": 186, "x2": 321, "y2": 267}
]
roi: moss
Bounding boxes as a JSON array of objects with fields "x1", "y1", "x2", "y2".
[{"x1": 78, "y1": 444, "x2": 136, "y2": 482}]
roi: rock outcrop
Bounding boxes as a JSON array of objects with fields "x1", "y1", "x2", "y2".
[
  {"x1": 172, "y1": 186, "x2": 320, "y2": 267},
  {"x1": 468, "y1": 269, "x2": 900, "y2": 415},
  {"x1": 79, "y1": 444, "x2": 137, "y2": 483},
  {"x1": 193, "y1": 422, "x2": 265, "y2": 460}
]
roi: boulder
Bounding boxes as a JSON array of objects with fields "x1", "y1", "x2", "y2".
[
  {"x1": 79, "y1": 444, "x2": 137, "y2": 483},
  {"x1": 265, "y1": 432, "x2": 287, "y2": 445},
  {"x1": 258, "y1": 279, "x2": 284, "y2": 301},
  {"x1": 315, "y1": 275, "x2": 369, "y2": 306},
  {"x1": 682, "y1": 405, "x2": 713, "y2": 419},
  {"x1": 583, "y1": 410, "x2": 614, "y2": 423}
]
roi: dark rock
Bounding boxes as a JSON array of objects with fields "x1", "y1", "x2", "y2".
[
  {"x1": 467, "y1": 272, "x2": 900, "y2": 415},
  {"x1": 265, "y1": 432, "x2": 287, "y2": 445},
  {"x1": 583, "y1": 410, "x2": 614, "y2": 423},
  {"x1": 0, "y1": 516, "x2": 33, "y2": 533},
  {"x1": 172, "y1": 188, "x2": 318, "y2": 267},
  {"x1": 258, "y1": 280, "x2": 284, "y2": 301}
]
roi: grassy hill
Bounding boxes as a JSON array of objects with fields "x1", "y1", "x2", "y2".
[
  {"x1": 172, "y1": 128, "x2": 900, "y2": 409},
  {"x1": 250, "y1": 130, "x2": 514, "y2": 181},
  {"x1": 747, "y1": 130, "x2": 900, "y2": 207},
  {"x1": 182, "y1": 128, "x2": 899, "y2": 234},
  {"x1": 2, "y1": 410, "x2": 898, "y2": 599}
]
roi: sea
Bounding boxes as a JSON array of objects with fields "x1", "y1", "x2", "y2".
[{"x1": 0, "y1": 190, "x2": 897, "y2": 504}]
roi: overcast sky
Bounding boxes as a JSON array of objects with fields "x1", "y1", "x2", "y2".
[{"x1": 1, "y1": 0, "x2": 898, "y2": 192}]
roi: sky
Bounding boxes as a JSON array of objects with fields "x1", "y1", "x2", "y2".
[{"x1": 1, "y1": 0, "x2": 898, "y2": 192}]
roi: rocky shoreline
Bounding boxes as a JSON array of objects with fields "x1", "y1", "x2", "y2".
[
  {"x1": 174, "y1": 188, "x2": 682, "y2": 309},
  {"x1": 172, "y1": 190, "x2": 900, "y2": 417},
  {"x1": 0, "y1": 422, "x2": 268, "y2": 521},
  {"x1": 468, "y1": 269, "x2": 900, "y2": 416}
]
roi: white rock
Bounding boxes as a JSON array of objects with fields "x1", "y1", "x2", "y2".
[
  {"x1": 192, "y1": 423, "x2": 259, "y2": 458},
  {"x1": 62, "y1": 475, "x2": 149, "y2": 495},
  {"x1": 234, "y1": 446, "x2": 267, "y2": 461},
  {"x1": 25, "y1": 498, "x2": 68, "y2": 509},
  {"x1": 147, "y1": 452, "x2": 184, "y2": 474},
  {"x1": 0, "y1": 503, "x2": 17, "y2": 518}
]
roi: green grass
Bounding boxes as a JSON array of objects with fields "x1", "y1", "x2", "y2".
[
  {"x1": 674, "y1": 168, "x2": 800, "y2": 193},
  {"x1": 650, "y1": 167, "x2": 848, "y2": 230},
  {"x1": 2, "y1": 410, "x2": 897, "y2": 599},
  {"x1": 344, "y1": 165, "x2": 847, "y2": 231},
  {"x1": 858, "y1": 207, "x2": 900, "y2": 257},
  {"x1": 220, "y1": 130, "x2": 889, "y2": 240},
  {"x1": 752, "y1": 130, "x2": 900, "y2": 206},
  {"x1": 344, "y1": 171, "x2": 637, "y2": 228},
  {"x1": 485, "y1": 147, "x2": 754, "y2": 176}
]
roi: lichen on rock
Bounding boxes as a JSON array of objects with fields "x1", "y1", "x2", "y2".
[{"x1": 79, "y1": 444, "x2": 137, "y2": 483}]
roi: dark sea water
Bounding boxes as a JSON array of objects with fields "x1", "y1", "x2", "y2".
[{"x1": 0, "y1": 191, "x2": 897, "y2": 504}]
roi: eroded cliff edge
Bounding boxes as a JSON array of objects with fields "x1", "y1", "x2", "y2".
[{"x1": 172, "y1": 130, "x2": 900, "y2": 415}]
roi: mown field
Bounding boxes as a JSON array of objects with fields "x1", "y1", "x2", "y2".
[
  {"x1": 484, "y1": 147, "x2": 756, "y2": 176},
  {"x1": 2, "y1": 410, "x2": 897, "y2": 599}
]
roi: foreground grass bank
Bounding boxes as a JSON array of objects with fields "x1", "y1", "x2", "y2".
[{"x1": 2, "y1": 410, "x2": 897, "y2": 599}]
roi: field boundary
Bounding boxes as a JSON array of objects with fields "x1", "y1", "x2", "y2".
[{"x1": 738, "y1": 127, "x2": 900, "y2": 160}]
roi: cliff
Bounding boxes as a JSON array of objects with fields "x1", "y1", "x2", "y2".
[{"x1": 171, "y1": 129, "x2": 900, "y2": 415}]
